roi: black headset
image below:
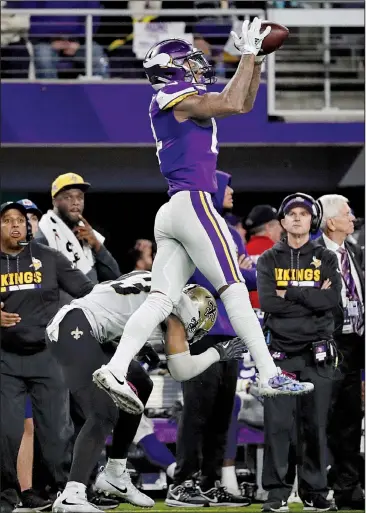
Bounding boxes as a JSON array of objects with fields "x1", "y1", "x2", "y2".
[
  {"x1": 277, "y1": 193, "x2": 323, "y2": 234},
  {"x1": 18, "y1": 218, "x2": 33, "y2": 246}
]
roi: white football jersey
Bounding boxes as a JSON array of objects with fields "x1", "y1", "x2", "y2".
[{"x1": 48, "y1": 271, "x2": 163, "y2": 344}]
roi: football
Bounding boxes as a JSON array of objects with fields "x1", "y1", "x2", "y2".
[{"x1": 258, "y1": 21, "x2": 289, "y2": 56}]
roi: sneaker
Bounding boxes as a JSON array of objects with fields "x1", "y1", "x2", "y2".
[
  {"x1": 87, "y1": 493, "x2": 119, "y2": 511},
  {"x1": 201, "y1": 481, "x2": 251, "y2": 507},
  {"x1": 262, "y1": 500, "x2": 289, "y2": 512},
  {"x1": 52, "y1": 487, "x2": 104, "y2": 513},
  {"x1": 1, "y1": 499, "x2": 16, "y2": 513},
  {"x1": 165, "y1": 481, "x2": 209, "y2": 507},
  {"x1": 18, "y1": 489, "x2": 52, "y2": 511},
  {"x1": 92, "y1": 366, "x2": 144, "y2": 414},
  {"x1": 254, "y1": 369, "x2": 314, "y2": 397},
  {"x1": 303, "y1": 496, "x2": 338, "y2": 512},
  {"x1": 94, "y1": 464, "x2": 154, "y2": 508}
]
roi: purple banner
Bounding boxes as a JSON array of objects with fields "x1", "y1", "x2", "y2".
[{"x1": 1, "y1": 82, "x2": 364, "y2": 145}]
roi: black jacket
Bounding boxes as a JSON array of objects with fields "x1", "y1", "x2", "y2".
[
  {"x1": 0, "y1": 241, "x2": 94, "y2": 354},
  {"x1": 257, "y1": 238, "x2": 342, "y2": 352},
  {"x1": 316, "y1": 235, "x2": 365, "y2": 337},
  {"x1": 35, "y1": 228, "x2": 120, "y2": 285}
]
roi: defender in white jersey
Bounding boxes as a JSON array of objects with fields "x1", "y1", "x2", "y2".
[{"x1": 49, "y1": 271, "x2": 247, "y2": 513}]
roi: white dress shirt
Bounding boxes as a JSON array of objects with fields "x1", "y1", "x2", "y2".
[{"x1": 323, "y1": 233, "x2": 364, "y2": 334}]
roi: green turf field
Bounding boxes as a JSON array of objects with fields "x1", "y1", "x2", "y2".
[{"x1": 114, "y1": 500, "x2": 364, "y2": 512}]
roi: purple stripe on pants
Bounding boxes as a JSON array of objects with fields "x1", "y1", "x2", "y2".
[{"x1": 189, "y1": 191, "x2": 240, "y2": 284}]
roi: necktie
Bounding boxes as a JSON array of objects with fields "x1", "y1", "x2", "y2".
[{"x1": 338, "y1": 247, "x2": 359, "y2": 301}]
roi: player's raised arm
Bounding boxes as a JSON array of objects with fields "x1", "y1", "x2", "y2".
[{"x1": 174, "y1": 18, "x2": 270, "y2": 120}]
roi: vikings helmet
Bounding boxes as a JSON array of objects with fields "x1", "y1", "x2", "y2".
[
  {"x1": 182, "y1": 284, "x2": 218, "y2": 343},
  {"x1": 143, "y1": 38, "x2": 216, "y2": 91}
]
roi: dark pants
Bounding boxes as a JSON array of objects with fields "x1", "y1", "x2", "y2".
[
  {"x1": 174, "y1": 334, "x2": 238, "y2": 490},
  {"x1": 263, "y1": 353, "x2": 334, "y2": 501},
  {"x1": 51, "y1": 308, "x2": 153, "y2": 485},
  {"x1": 327, "y1": 332, "x2": 364, "y2": 496},
  {"x1": 0, "y1": 40, "x2": 30, "y2": 78},
  {"x1": 0, "y1": 346, "x2": 70, "y2": 501}
]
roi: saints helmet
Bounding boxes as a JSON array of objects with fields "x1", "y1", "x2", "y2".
[{"x1": 182, "y1": 284, "x2": 217, "y2": 343}]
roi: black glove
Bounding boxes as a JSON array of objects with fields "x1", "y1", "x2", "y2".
[
  {"x1": 136, "y1": 342, "x2": 161, "y2": 371},
  {"x1": 213, "y1": 337, "x2": 247, "y2": 361}
]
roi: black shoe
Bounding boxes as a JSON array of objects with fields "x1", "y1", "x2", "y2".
[
  {"x1": 262, "y1": 500, "x2": 289, "y2": 512},
  {"x1": 87, "y1": 493, "x2": 119, "y2": 511},
  {"x1": 201, "y1": 481, "x2": 251, "y2": 507},
  {"x1": 0, "y1": 500, "x2": 14, "y2": 513},
  {"x1": 20, "y1": 488, "x2": 52, "y2": 511},
  {"x1": 334, "y1": 489, "x2": 365, "y2": 510},
  {"x1": 303, "y1": 495, "x2": 338, "y2": 512},
  {"x1": 165, "y1": 480, "x2": 209, "y2": 507}
]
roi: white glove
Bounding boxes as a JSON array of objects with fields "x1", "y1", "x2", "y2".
[{"x1": 230, "y1": 17, "x2": 271, "y2": 57}]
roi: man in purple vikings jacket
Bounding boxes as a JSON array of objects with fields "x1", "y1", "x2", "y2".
[
  {"x1": 8, "y1": 0, "x2": 108, "y2": 78},
  {"x1": 94, "y1": 20, "x2": 313, "y2": 414}
]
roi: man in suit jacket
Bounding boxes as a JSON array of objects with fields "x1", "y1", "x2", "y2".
[{"x1": 317, "y1": 194, "x2": 365, "y2": 510}]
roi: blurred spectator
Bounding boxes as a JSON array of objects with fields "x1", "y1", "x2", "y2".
[
  {"x1": 35, "y1": 173, "x2": 120, "y2": 290},
  {"x1": 245, "y1": 205, "x2": 282, "y2": 262},
  {"x1": 17, "y1": 199, "x2": 42, "y2": 236},
  {"x1": 317, "y1": 194, "x2": 365, "y2": 510},
  {"x1": 127, "y1": 239, "x2": 154, "y2": 271},
  {"x1": 245, "y1": 205, "x2": 282, "y2": 311},
  {"x1": 1, "y1": 0, "x2": 30, "y2": 79},
  {"x1": 7, "y1": 0, "x2": 109, "y2": 78},
  {"x1": 225, "y1": 213, "x2": 247, "y2": 246}
]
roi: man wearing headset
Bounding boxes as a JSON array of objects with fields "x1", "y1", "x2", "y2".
[
  {"x1": 0, "y1": 202, "x2": 93, "y2": 513},
  {"x1": 256, "y1": 193, "x2": 342, "y2": 513}
]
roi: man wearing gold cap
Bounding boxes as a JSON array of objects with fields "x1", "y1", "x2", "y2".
[{"x1": 36, "y1": 173, "x2": 120, "y2": 287}]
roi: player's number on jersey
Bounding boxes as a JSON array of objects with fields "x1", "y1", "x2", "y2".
[
  {"x1": 211, "y1": 118, "x2": 218, "y2": 155},
  {"x1": 109, "y1": 272, "x2": 151, "y2": 296},
  {"x1": 149, "y1": 111, "x2": 162, "y2": 165}
]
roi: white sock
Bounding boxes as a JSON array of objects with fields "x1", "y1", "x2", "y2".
[
  {"x1": 221, "y1": 466, "x2": 240, "y2": 495},
  {"x1": 105, "y1": 458, "x2": 127, "y2": 473},
  {"x1": 166, "y1": 462, "x2": 177, "y2": 479},
  {"x1": 108, "y1": 292, "x2": 173, "y2": 377},
  {"x1": 220, "y1": 283, "x2": 277, "y2": 381},
  {"x1": 65, "y1": 481, "x2": 86, "y2": 493}
]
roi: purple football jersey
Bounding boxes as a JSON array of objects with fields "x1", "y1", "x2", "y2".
[{"x1": 149, "y1": 81, "x2": 218, "y2": 196}]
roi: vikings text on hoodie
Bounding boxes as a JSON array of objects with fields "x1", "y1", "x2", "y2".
[
  {"x1": 0, "y1": 241, "x2": 93, "y2": 354},
  {"x1": 189, "y1": 170, "x2": 257, "y2": 340},
  {"x1": 257, "y1": 239, "x2": 342, "y2": 352}
]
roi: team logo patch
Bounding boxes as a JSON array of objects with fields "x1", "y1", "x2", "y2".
[
  {"x1": 310, "y1": 256, "x2": 322, "y2": 268},
  {"x1": 30, "y1": 257, "x2": 42, "y2": 271},
  {"x1": 205, "y1": 300, "x2": 217, "y2": 322},
  {"x1": 71, "y1": 327, "x2": 84, "y2": 340},
  {"x1": 187, "y1": 317, "x2": 199, "y2": 333}
]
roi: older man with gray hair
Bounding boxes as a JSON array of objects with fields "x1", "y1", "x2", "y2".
[{"x1": 317, "y1": 194, "x2": 365, "y2": 510}]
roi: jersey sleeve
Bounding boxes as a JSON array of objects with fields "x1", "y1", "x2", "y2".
[{"x1": 156, "y1": 82, "x2": 199, "y2": 111}]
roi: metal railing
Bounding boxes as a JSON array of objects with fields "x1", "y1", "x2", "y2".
[{"x1": 1, "y1": 5, "x2": 364, "y2": 119}]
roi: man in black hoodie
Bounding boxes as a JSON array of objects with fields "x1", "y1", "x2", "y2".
[
  {"x1": 256, "y1": 193, "x2": 341, "y2": 513},
  {"x1": 0, "y1": 202, "x2": 93, "y2": 513}
]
